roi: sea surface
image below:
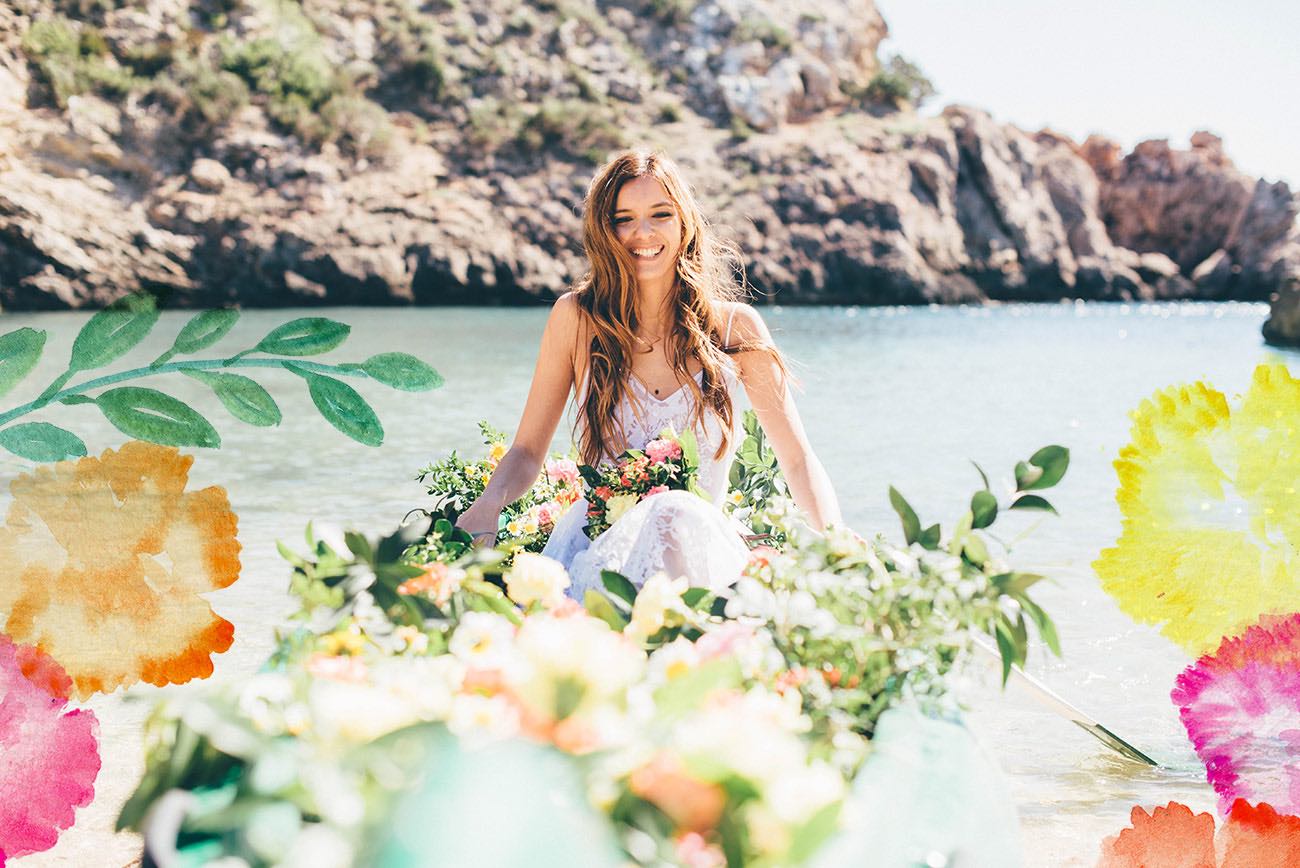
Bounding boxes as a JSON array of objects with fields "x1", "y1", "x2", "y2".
[{"x1": 7, "y1": 301, "x2": 1293, "y2": 867}]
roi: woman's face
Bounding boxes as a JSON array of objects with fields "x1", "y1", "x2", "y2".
[{"x1": 612, "y1": 176, "x2": 683, "y2": 289}]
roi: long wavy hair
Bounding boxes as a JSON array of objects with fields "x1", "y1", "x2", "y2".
[{"x1": 571, "y1": 150, "x2": 779, "y2": 463}]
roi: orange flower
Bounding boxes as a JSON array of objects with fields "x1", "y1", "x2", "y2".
[
  {"x1": 0, "y1": 442, "x2": 240, "y2": 699},
  {"x1": 629, "y1": 752, "x2": 727, "y2": 834},
  {"x1": 1098, "y1": 802, "x2": 1216, "y2": 868},
  {"x1": 1220, "y1": 800, "x2": 1300, "y2": 868}
]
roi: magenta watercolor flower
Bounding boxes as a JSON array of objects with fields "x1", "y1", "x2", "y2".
[
  {"x1": 1172, "y1": 613, "x2": 1300, "y2": 816},
  {"x1": 0, "y1": 634, "x2": 101, "y2": 860}
]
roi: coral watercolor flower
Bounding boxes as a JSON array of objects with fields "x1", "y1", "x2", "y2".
[
  {"x1": 1097, "y1": 802, "x2": 1217, "y2": 868},
  {"x1": 1093, "y1": 364, "x2": 1300, "y2": 654},
  {"x1": 0, "y1": 442, "x2": 241, "y2": 699},
  {"x1": 0, "y1": 635, "x2": 101, "y2": 860},
  {"x1": 1218, "y1": 799, "x2": 1300, "y2": 867},
  {"x1": 1172, "y1": 614, "x2": 1300, "y2": 815}
]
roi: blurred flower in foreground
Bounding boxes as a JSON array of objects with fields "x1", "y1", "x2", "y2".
[
  {"x1": 0, "y1": 442, "x2": 241, "y2": 698},
  {"x1": 1172, "y1": 613, "x2": 1300, "y2": 815},
  {"x1": 1094, "y1": 363, "x2": 1300, "y2": 654},
  {"x1": 1097, "y1": 799, "x2": 1300, "y2": 867},
  {"x1": 0, "y1": 634, "x2": 101, "y2": 859}
]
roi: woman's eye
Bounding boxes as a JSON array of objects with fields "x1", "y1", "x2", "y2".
[
  {"x1": 654, "y1": 212, "x2": 673, "y2": 219},
  {"x1": 612, "y1": 217, "x2": 630, "y2": 225}
]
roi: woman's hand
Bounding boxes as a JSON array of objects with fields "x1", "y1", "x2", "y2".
[{"x1": 454, "y1": 500, "x2": 502, "y2": 547}]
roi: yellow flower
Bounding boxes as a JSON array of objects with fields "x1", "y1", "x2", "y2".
[
  {"x1": 604, "y1": 493, "x2": 639, "y2": 525},
  {"x1": 320, "y1": 627, "x2": 367, "y2": 656},
  {"x1": 1093, "y1": 364, "x2": 1300, "y2": 654},
  {"x1": 488, "y1": 441, "x2": 507, "y2": 466},
  {"x1": 0, "y1": 441, "x2": 241, "y2": 699}
]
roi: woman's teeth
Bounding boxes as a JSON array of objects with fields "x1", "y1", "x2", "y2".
[{"x1": 632, "y1": 245, "x2": 664, "y2": 259}]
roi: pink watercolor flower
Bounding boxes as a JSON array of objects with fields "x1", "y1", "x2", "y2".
[
  {"x1": 1172, "y1": 613, "x2": 1300, "y2": 816},
  {"x1": 0, "y1": 635, "x2": 101, "y2": 860},
  {"x1": 645, "y1": 485, "x2": 669, "y2": 497},
  {"x1": 645, "y1": 439, "x2": 683, "y2": 464},
  {"x1": 544, "y1": 458, "x2": 580, "y2": 486}
]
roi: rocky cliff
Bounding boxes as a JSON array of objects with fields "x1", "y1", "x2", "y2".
[{"x1": 2, "y1": 0, "x2": 1298, "y2": 336}]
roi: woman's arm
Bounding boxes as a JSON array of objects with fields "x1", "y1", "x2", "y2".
[
  {"x1": 455, "y1": 294, "x2": 582, "y2": 540},
  {"x1": 729, "y1": 304, "x2": 842, "y2": 529}
]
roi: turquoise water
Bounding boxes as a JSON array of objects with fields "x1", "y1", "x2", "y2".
[{"x1": 6, "y1": 301, "x2": 1292, "y2": 867}]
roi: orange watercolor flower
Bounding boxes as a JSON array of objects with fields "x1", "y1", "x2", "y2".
[
  {"x1": 1097, "y1": 802, "x2": 1216, "y2": 868},
  {"x1": 0, "y1": 442, "x2": 240, "y2": 699},
  {"x1": 1219, "y1": 800, "x2": 1300, "y2": 868}
]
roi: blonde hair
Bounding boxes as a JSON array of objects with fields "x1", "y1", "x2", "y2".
[{"x1": 571, "y1": 149, "x2": 780, "y2": 463}]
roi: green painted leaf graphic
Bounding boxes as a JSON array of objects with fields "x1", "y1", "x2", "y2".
[
  {"x1": 0, "y1": 328, "x2": 46, "y2": 398},
  {"x1": 303, "y1": 372, "x2": 382, "y2": 446},
  {"x1": 96, "y1": 386, "x2": 220, "y2": 448},
  {"x1": 352, "y1": 353, "x2": 443, "y2": 391},
  {"x1": 255, "y1": 318, "x2": 350, "y2": 356},
  {"x1": 0, "y1": 422, "x2": 87, "y2": 462},
  {"x1": 185, "y1": 370, "x2": 281, "y2": 427},
  {"x1": 1009, "y1": 494, "x2": 1057, "y2": 514},
  {"x1": 174, "y1": 309, "x2": 240, "y2": 354},
  {"x1": 70, "y1": 294, "x2": 160, "y2": 371},
  {"x1": 888, "y1": 486, "x2": 921, "y2": 545},
  {"x1": 1022, "y1": 445, "x2": 1069, "y2": 491}
]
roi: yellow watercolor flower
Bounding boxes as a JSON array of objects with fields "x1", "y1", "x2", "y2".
[
  {"x1": 0, "y1": 441, "x2": 241, "y2": 699},
  {"x1": 1094, "y1": 363, "x2": 1300, "y2": 654}
]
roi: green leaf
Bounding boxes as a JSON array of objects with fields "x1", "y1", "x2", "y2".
[
  {"x1": 0, "y1": 422, "x2": 88, "y2": 462},
  {"x1": 962, "y1": 533, "x2": 989, "y2": 566},
  {"x1": 255, "y1": 317, "x2": 350, "y2": 356},
  {"x1": 970, "y1": 490, "x2": 998, "y2": 529},
  {"x1": 602, "y1": 570, "x2": 638, "y2": 607},
  {"x1": 993, "y1": 619, "x2": 1016, "y2": 685},
  {"x1": 184, "y1": 370, "x2": 281, "y2": 427},
  {"x1": 1020, "y1": 596, "x2": 1062, "y2": 657},
  {"x1": 675, "y1": 425, "x2": 700, "y2": 468},
  {"x1": 991, "y1": 572, "x2": 1047, "y2": 595},
  {"x1": 95, "y1": 386, "x2": 220, "y2": 448},
  {"x1": 297, "y1": 370, "x2": 383, "y2": 446},
  {"x1": 788, "y1": 801, "x2": 842, "y2": 864},
  {"x1": 1013, "y1": 460, "x2": 1042, "y2": 491},
  {"x1": 583, "y1": 590, "x2": 629, "y2": 631},
  {"x1": 918, "y1": 522, "x2": 941, "y2": 550},
  {"x1": 681, "y1": 588, "x2": 711, "y2": 609},
  {"x1": 971, "y1": 459, "x2": 991, "y2": 491},
  {"x1": 0, "y1": 327, "x2": 46, "y2": 398},
  {"x1": 69, "y1": 293, "x2": 160, "y2": 372},
  {"x1": 652, "y1": 657, "x2": 742, "y2": 720},
  {"x1": 344, "y1": 531, "x2": 373, "y2": 562},
  {"x1": 1022, "y1": 445, "x2": 1070, "y2": 491},
  {"x1": 173, "y1": 309, "x2": 240, "y2": 354},
  {"x1": 888, "y1": 486, "x2": 921, "y2": 545},
  {"x1": 1009, "y1": 494, "x2": 1057, "y2": 514},
  {"x1": 351, "y1": 352, "x2": 443, "y2": 391}
]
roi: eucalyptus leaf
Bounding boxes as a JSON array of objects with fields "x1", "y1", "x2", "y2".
[
  {"x1": 1009, "y1": 494, "x2": 1057, "y2": 514},
  {"x1": 96, "y1": 387, "x2": 220, "y2": 448},
  {"x1": 1022, "y1": 445, "x2": 1070, "y2": 491},
  {"x1": 888, "y1": 486, "x2": 921, "y2": 546},
  {"x1": 970, "y1": 490, "x2": 998, "y2": 529},
  {"x1": 351, "y1": 352, "x2": 443, "y2": 391},
  {"x1": 174, "y1": 309, "x2": 240, "y2": 354},
  {"x1": 970, "y1": 459, "x2": 991, "y2": 491},
  {"x1": 0, "y1": 327, "x2": 46, "y2": 398},
  {"x1": 1013, "y1": 460, "x2": 1042, "y2": 491},
  {"x1": 298, "y1": 370, "x2": 383, "y2": 446},
  {"x1": 255, "y1": 317, "x2": 350, "y2": 356},
  {"x1": 994, "y1": 619, "x2": 1016, "y2": 685},
  {"x1": 918, "y1": 523, "x2": 941, "y2": 550},
  {"x1": 184, "y1": 370, "x2": 281, "y2": 427},
  {"x1": 70, "y1": 293, "x2": 160, "y2": 372},
  {"x1": 0, "y1": 422, "x2": 88, "y2": 462}
]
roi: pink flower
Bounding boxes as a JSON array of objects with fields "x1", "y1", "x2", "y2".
[
  {"x1": 645, "y1": 485, "x2": 669, "y2": 497},
  {"x1": 645, "y1": 439, "x2": 683, "y2": 464},
  {"x1": 544, "y1": 458, "x2": 580, "y2": 486},
  {"x1": 535, "y1": 500, "x2": 563, "y2": 527},
  {"x1": 675, "y1": 831, "x2": 726, "y2": 868},
  {"x1": 0, "y1": 635, "x2": 101, "y2": 859},
  {"x1": 304, "y1": 653, "x2": 369, "y2": 683},
  {"x1": 695, "y1": 622, "x2": 756, "y2": 662},
  {"x1": 1172, "y1": 613, "x2": 1300, "y2": 815}
]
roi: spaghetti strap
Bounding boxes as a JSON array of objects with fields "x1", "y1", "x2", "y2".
[{"x1": 723, "y1": 305, "x2": 738, "y2": 349}]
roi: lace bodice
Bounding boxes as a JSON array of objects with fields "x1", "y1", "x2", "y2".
[{"x1": 579, "y1": 366, "x2": 741, "y2": 505}]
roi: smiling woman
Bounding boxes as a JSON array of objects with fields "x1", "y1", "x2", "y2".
[{"x1": 454, "y1": 150, "x2": 841, "y2": 598}]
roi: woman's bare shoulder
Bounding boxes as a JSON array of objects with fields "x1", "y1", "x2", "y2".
[{"x1": 721, "y1": 301, "x2": 772, "y2": 348}]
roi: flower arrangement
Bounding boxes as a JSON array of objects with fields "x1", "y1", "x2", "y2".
[
  {"x1": 412, "y1": 421, "x2": 582, "y2": 552},
  {"x1": 121, "y1": 439, "x2": 1068, "y2": 867},
  {"x1": 581, "y1": 427, "x2": 706, "y2": 539}
]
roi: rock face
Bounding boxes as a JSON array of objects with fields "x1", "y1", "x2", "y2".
[{"x1": 1, "y1": 1, "x2": 1298, "y2": 311}]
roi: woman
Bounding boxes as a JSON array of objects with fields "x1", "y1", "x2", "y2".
[{"x1": 455, "y1": 150, "x2": 840, "y2": 598}]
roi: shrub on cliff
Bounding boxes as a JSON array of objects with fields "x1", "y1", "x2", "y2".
[
  {"x1": 860, "y1": 54, "x2": 936, "y2": 110},
  {"x1": 21, "y1": 16, "x2": 140, "y2": 106}
]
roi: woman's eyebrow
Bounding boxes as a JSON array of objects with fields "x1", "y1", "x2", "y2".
[{"x1": 613, "y1": 201, "x2": 675, "y2": 213}]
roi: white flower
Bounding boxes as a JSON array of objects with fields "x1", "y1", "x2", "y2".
[
  {"x1": 646, "y1": 636, "x2": 700, "y2": 684},
  {"x1": 604, "y1": 492, "x2": 639, "y2": 525},
  {"x1": 628, "y1": 573, "x2": 691, "y2": 641},
  {"x1": 447, "y1": 693, "x2": 521, "y2": 747},
  {"x1": 504, "y1": 552, "x2": 571, "y2": 607},
  {"x1": 727, "y1": 490, "x2": 745, "y2": 506},
  {"x1": 764, "y1": 760, "x2": 843, "y2": 824},
  {"x1": 448, "y1": 611, "x2": 517, "y2": 669},
  {"x1": 237, "y1": 672, "x2": 297, "y2": 735},
  {"x1": 507, "y1": 615, "x2": 644, "y2": 721}
]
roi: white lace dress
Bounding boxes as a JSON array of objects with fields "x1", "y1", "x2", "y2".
[{"x1": 541, "y1": 366, "x2": 751, "y2": 600}]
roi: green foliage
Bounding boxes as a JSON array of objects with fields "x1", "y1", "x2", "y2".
[
  {"x1": 862, "y1": 54, "x2": 936, "y2": 109},
  {"x1": 733, "y1": 19, "x2": 793, "y2": 52},
  {"x1": 516, "y1": 99, "x2": 626, "y2": 163},
  {"x1": 21, "y1": 16, "x2": 141, "y2": 107},
  {"x1": 726, "y1": 409, "x2": 789, "y2": 543},
  {"x1": 0, "y1": 296, "x2": 442, "y2": 460}
]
